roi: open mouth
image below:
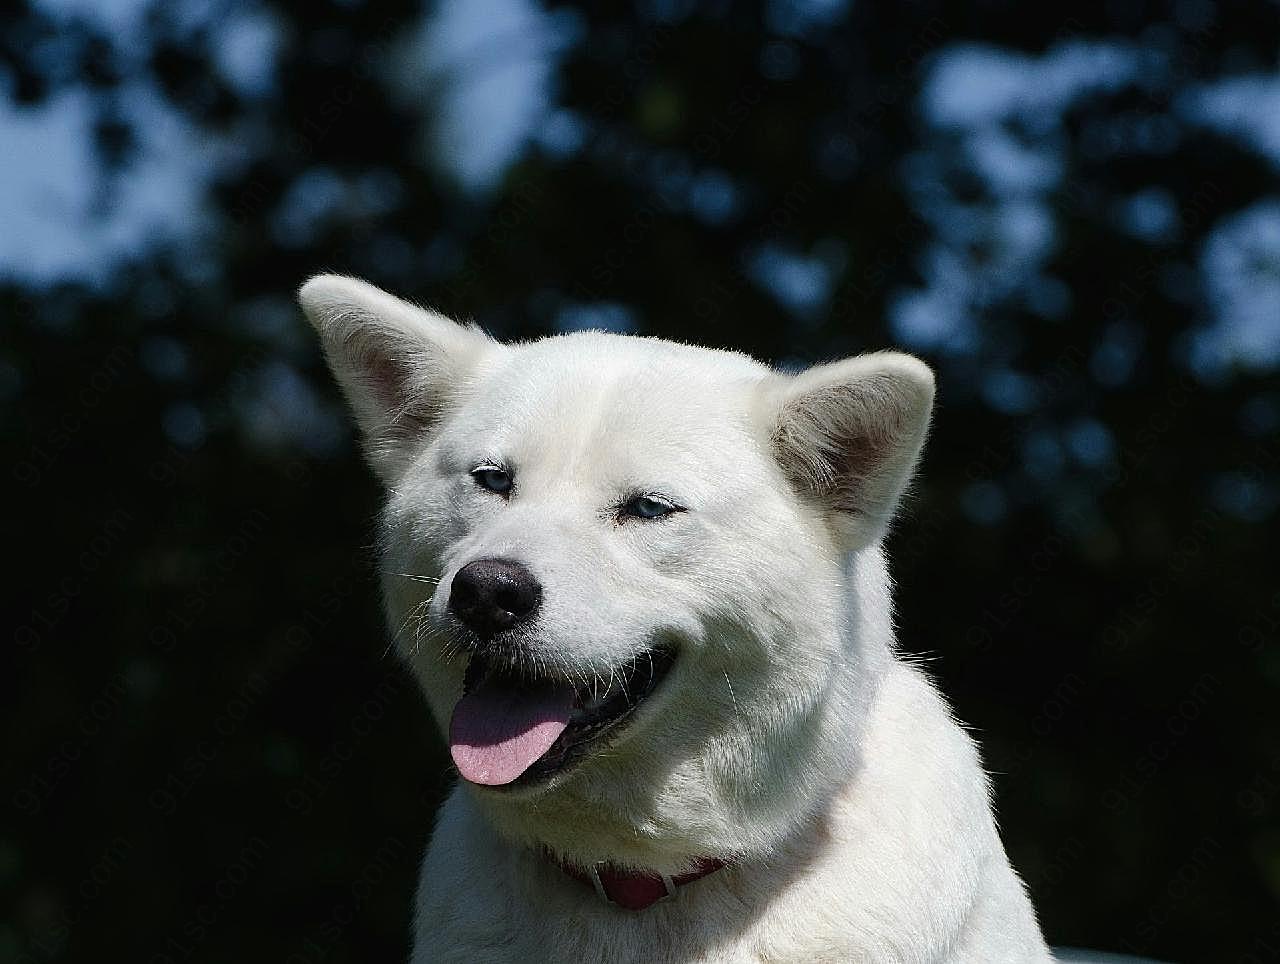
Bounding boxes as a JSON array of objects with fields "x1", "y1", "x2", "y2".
[{"x1": 448, "y1": 645, "x2": 675, "y2": 789}]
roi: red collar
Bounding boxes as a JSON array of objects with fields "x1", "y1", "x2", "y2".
[{"x1": 554, "y1": 854, "x2": 726, "y2": 911}]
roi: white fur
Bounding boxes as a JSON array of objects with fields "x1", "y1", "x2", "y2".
[{"x1": 299, "y1": 275, "x2": 1051, "y2": 963}]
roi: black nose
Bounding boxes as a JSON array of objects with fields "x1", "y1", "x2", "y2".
[{"x1": 448, "y1": 558, "x2": 542, "y2": 638}]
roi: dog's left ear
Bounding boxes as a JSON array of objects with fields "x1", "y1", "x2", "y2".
[
  {"x1": 298, "y1": 274, "x2": 496, "y2": 485},
  {"x1": 764, "y1": 352, "x2": 935, "y2": 549}
]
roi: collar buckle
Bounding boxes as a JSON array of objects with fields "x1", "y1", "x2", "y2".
[
  {"x1": 659, "y1": 873, "x2": 677, "y2": 900},
  {"x1": 587, "y1": 863, "x2": 610, "y2": 904}
]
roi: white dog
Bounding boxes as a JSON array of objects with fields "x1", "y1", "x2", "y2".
[{"x1": 300, "y1": 275, "x2": 1051, "y2": 963}]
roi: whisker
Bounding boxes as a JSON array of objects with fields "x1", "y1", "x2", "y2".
[
  {"x1": 388, "y1": 572, "x2": 442, "y2": 584},
  {"x1": 722, "y1": 670, "x2": 741, "y2": 721},
  {"x1": 389, "y1": 598, "x2": 429, "y2": 645},
  {"x1": 412, "y1": 612, "x2": 432, "y2": 658},
  {"x1": 574, "y1": 660, "x2": 592, "y2": 694},
  {"x1": 384, "y1": 600, "x2": 427, "y2": 659},
  {"x1": 621, "y1": 656, "x2": 635, "y2": 708}
]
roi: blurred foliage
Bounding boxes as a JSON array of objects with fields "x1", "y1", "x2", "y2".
[{"x1": 2, "y1": 1, "x2": 1278, "y2": 962}]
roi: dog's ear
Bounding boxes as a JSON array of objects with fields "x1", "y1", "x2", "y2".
[
  {"x1": 298, "y1": 274, "x2": 495, "y2": 484},
  {"x1": 764, "y1": 352, "x2": 935, "y2": 549}
]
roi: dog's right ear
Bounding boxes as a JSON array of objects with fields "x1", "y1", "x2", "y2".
[{"x1": 298, "y1": 275, "x2": 496, "y2": 484}]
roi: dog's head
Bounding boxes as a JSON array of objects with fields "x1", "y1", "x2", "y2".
[{"x1": 300, "y1": 275, "x2": 933, "y2": 871}]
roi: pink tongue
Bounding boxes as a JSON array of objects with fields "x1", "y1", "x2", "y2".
[{"x1": 449, "y1": 676, "x2": 576, "y2": 786}]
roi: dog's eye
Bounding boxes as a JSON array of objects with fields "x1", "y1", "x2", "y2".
[
  {"x1": 620, "y1": 494, "x2": 682, "y2": 520},
  {"x1": 471, "y1": 465, "x2": 512, "y2": 496}
]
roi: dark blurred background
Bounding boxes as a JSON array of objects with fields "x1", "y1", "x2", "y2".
[{"x1": 2, "y1": 1, "x2": 1278, "y2": 961}]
